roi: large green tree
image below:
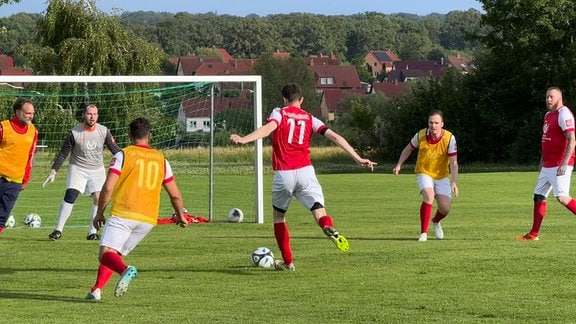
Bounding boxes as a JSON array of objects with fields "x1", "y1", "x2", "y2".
[
  {"x1": 473, "y1": 0, "x2": 576, "y2": 162},
  {"x1": 439, "y1": 9, "x2": 482, "y2": 50},
  {"x1": 25, "y1": 0, "x2": 163, "y2": 75},
  {"x1": 20, "y1": 0, "x2": 174, "y2": 147},
  {"x1": 0, "y1": 13, "x2": 40, "y2": 66},
  {"x1": 252, "y1": 53, "x2": 318, "y2": 117},
  {"x1": 382, "y1": 0, "x2": 576, "y2": 163},
  {"x1": 223, "y1": 18, "x2": 280, "y2": 58},
  {"x1": 395, "y1": 19, "x2": 434, "y2": 59}
]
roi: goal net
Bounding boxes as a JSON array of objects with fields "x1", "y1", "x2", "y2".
[{"x1": 0, "y1": 75, "x2": 264, "y2": 230}]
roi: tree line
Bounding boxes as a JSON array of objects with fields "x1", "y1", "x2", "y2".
[{"x1": 0, "y1": 5, "x2": 482, "y2": 67}]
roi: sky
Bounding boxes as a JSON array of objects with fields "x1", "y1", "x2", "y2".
[{"x1": 0, "y1": 0, "x2": 484, "y2": 17}]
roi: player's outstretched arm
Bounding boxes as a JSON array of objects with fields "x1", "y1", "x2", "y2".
[
  {"x1": 230, "y1": 122, "x2": 277, "y2": 145},
  {"x1": 323, "y1": 129, "x2": 377, "y2": 171}
]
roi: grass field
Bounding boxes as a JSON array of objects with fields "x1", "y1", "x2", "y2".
[{"x1": 4, "y1": 150, "x2": 576, "y2": 323}]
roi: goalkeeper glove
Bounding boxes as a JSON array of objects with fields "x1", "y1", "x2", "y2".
[{"x1": 43, "y1": 169, "x2": 56, "y2": 188}]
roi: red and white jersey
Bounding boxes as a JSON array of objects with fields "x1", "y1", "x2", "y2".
[
  {"x1": 268, "y1": 106, "x2": 327, "y2": 171},
  {"x1": 542, "y1": 106, "x2": 575, "y2": 167}
]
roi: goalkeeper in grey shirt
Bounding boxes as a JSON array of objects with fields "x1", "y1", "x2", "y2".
[{"x1": 44, "y1": 104, "x2": 120, "y2": 240}]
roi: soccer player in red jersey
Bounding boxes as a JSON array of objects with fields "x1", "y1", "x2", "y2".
[
  {"x1": 393, "y1": 110, "x2": 459, "y2": 242},
  {"x1": 230, "y1": 83, "x2": 377, "y2": 271},
  {"x1": 0, "y1": 98, "x2": 38, "y2": 234},
  {"x1": 518, "y1": 87, "x2": 576, "y2": 241}
]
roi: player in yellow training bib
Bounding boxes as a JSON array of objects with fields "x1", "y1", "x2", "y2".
[{"x1": 393, "y1": 110, "x2": 459, "y2": 242}]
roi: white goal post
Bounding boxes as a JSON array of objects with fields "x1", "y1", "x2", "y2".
[{"x1": 0, "y1": 75, "x2": 265, "y2": 224}]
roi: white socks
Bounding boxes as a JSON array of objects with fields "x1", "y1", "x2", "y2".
[
  {"x1": 88, "y1": 205, "x2": 98, "y2": 234},
  {"x1": 55, "y1": 201, "x2": 74, "y2": 231}
]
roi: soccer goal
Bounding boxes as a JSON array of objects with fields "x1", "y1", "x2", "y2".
[{"x1": 0, "y1": 75, "x2": 265, "y2": 228}]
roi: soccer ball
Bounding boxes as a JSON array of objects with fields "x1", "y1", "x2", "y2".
[
  {"x1": 24, "y1": 213, "x2": 42, "y2": 228},
  {"x1": 5, "y1": 214, "x2": 15, "y2": 228},
  {"x1": 251, "y1": 247, "x2": 275, "y2": 268},
  {"x1": 227, "y1": 208, "x2": 244, "y2": 223}
]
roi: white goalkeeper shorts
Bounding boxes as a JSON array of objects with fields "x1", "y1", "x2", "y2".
[{"x1": 66, "y1": 164, "x2": 106, "y2": 196}]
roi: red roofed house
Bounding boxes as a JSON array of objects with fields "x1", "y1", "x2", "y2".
[
  {"x1": 305, "y1": 54, "x2": 365, "y2": 119},
  {"x1": 216, "y1": 48, "x2": 234, "y2": 63},
  {"x1": 310, "y1": 65, "x2": 363, "y2": 93},
  {"x1": 305, "y1": 53, "x2": 340, "y2": 66},
  {"x1": 272, "y1": 50, "x2": 291, "y2": 59},
  {"x1": 178, "y1": 96, "x2": 250, "y2": 133},
  {"x1": 0, "y1": 54, "x2": 14, "y2": 69},
  {"x1": 446, "y1": 54, "x2": 474, "y2": 74},
  {"x1": 384, "y1": 60, "x2": 446, "y2": 83},
  {"x1": 175, "y1": 56, "x2": 224, "y2": 76},
  {"x1": 193, "y1": 59, "x2": 256, "y2": 76},
  {"x1": 370, "y1": 82, "x2": 407, "y2": 99},
  {"x1": 319, "y1": 88, "x2": 365, "y2": 121},
  {"x1": 0, "y1": 54, "x2": 33, "y2": 77},
  {"x1": 364, "y1": 50, "x2": 400, "y2": 78}
]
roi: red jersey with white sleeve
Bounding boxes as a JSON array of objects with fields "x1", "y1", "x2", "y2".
[
  {"x1": 268, "y1": 106, "x2": 327, "y2": 171},
  {"x1": 542, "y1": 106, "x2": 575, "y2": 167}
]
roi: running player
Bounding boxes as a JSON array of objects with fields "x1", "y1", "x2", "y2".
[
  {"x1": 85, "y1": 117, "x2": 188, "y2": 301},
  {"x1": 393, "y1": 110, "x2": 459, "y2": 242},
  {"x1": 230, "y1": 82, "x2": 377, "y2": 271}
]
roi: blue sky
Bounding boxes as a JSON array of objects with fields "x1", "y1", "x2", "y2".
[{"x1": 1, "y1": 0, "x2": 483, "y2": 17}]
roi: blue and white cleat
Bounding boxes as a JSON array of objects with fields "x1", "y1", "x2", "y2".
[{"x1": 114, "y1": 266, "x2": 137, "y2": 297}]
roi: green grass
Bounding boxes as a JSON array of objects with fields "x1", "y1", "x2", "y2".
[{"x1": 4, "y1": 151, "x2": 576, "y2": 323}]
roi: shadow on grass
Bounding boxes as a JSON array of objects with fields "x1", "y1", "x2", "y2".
[
  {"x1": 209, "y1": 235, "x2": 424, "y2": 241},
  {"x1": 0, "y1": 291, "x2": 88, "y2": 302}
]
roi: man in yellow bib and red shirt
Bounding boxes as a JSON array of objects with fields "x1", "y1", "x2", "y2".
[
  {"x1": 85, "y1": 117, "x2": 188, "y2": 301},
  {"x1": 393, "y1": 110, "x2": 459, "y2": 242},
  {"x1": 0, "y1": 98, "x2": 38, "y2": 234}
]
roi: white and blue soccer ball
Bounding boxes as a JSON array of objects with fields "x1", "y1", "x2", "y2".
[
  {"x1": 24, "y1": 213, "x2": 42, "y2": 228},
  {"x1": 5, "y1": 214, "x2": 15, "y2": 228},
  {"x1": 227, "y1": 208, "x2": 244, "y2": 223},
  {"x1": 251, "y1": 247, "x2": 275, "y2": 268}
]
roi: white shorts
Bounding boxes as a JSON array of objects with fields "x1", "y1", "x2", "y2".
[
  {"x1": 416, "y1": 174, "x2": 452, "y2": 198},
  {"x1": 534, "y1": 166, "x2": 573, "y2": 197},
  {"x1": 272, "y1": 165, "x2": 324, "y2": 211},
  {"x1": 100, "y1": 216, "x2": 154, "y2": 256},
  {"x1": 67, "y1": 164, "x2": 106, "y2": 196}
]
